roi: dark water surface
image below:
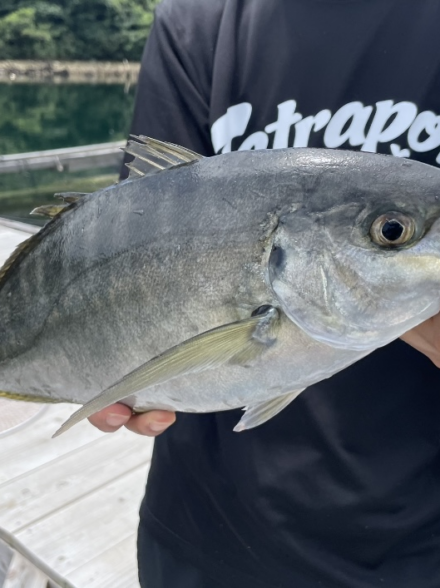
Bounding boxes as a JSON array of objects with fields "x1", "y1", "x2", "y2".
[
  {"x1": 0, "y1": 82, "x2": 136, "y2": 224},
  {"x1": 0, "y1": 82, "x2": 136, "y2": 154}
]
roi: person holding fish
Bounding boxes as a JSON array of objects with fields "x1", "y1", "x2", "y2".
[
  {"x1": 2, "y1": 0, "x2": 439, "y2": 587},
  {"x1": 88, "y1": 3, "x2": 440, "y2": 588},
  {"x1": 85, "y1": 1, "x2": 440, "y2": 587}
]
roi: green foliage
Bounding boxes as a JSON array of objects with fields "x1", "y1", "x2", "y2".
[
  {"x1": 0, "y1": 7, "x2": 55, "y2": 59},
  {"x1": 0, "y1": 0, "x2": 161, "y2": 60}
]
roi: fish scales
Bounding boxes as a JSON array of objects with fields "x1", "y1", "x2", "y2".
[
  {"x1": 0, "y1": 150, "x2": 285, "y2": 402},
  {"x1": 1, "y1": 141, "x2": 440, "y2": 435}
]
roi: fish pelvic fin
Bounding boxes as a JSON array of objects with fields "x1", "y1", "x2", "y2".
[
  {"x1": 53, "y1": 306, "x2": 280, "y2": 438},
  {"x1": 233, "y1": 390, "x2": 304, "y2": 432},
  {"x1": 124, "y1": 136, "x2": 203, "y2": 178}
]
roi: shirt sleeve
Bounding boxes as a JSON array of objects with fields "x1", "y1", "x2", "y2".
[{"x1": 121, "y1": 0, "x2": 225, "y2": 178}]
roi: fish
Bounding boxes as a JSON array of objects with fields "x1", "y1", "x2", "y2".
[{"x1": 1, "y1": 136, "x2": 440, "y2": 438}]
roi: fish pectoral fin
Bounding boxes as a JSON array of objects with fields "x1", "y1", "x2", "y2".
[
  {"x1": 233, "y1": 390, "x2": 304, "y2": 433},
  {"x1": 124, "y1": 136, "x2": 203, "y2": 178},
  {"x1": 52, "y1": 306, "x2": 280, "y2": 438}
]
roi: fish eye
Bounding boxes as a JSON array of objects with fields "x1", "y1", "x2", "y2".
[{"x1": 370, "y1": 212, "x2": 415, "y2": 247}]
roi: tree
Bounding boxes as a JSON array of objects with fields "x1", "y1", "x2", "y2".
[{"x1": 0, "y1": 0, "x2": 161, "y2": 60}]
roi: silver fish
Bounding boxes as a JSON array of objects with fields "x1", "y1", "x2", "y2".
[{"x1": 0, "y1": 137, "x2": 440, "y2": 437}]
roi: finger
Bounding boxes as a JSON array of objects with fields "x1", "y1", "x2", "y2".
[
  {"x1": 87, "y1": 403, "x2": 132, "y2": 433},
  {"x1": 125, "y1": 410, "x2": 176, "y2": 436}
]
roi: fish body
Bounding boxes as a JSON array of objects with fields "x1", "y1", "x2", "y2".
[{"x1": 1, "y1": 140, "x2": 440, "y2": 434}]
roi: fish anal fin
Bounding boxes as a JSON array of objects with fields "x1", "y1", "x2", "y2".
[
  {"x1": 124, "y1": 136, "x2": 203, "y2": 178},
  {"x1": 0, "y1": 390, "x2": 63, "y2": 403},
  {"x1": 53, "y1": 306, "x2": 280, "y2": 437},
  {"x1": 233, "y1": 390, "x2": 304, "y2": 432}
]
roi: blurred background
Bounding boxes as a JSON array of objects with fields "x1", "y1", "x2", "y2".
[{"x1": 0, "y1": 0, "x2": 160, "y2": 225}]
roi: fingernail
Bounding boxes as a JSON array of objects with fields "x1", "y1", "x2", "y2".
[
  {"x1": 149, "y1": 422, "x2": 170, "y2": 432},
  {"x1": 106, "y1": 414, "x2": 130, "y2": 427}
]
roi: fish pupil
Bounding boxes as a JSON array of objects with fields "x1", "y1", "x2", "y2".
[{"x1": 381, "y1": 220, "x2": 404, "y2": 241}]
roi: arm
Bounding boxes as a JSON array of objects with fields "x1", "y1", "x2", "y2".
[{"x1": 400, "y1": 314, "x2": 440, "y2": 369}]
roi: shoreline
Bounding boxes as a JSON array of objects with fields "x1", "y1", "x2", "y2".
[{"x1": 0, "y1": 60, "x2": 140, "y2": 84}]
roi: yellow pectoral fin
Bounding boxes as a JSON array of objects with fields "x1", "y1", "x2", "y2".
[{"x1": 53, "y1": 306, "x2": 281, "y2": 438}]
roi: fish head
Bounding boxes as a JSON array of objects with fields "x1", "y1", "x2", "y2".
[{"x1": 268, "y1": 150, "x2": 440, "y2": 351}]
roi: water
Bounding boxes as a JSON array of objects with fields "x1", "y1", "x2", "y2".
[
  {"x1": 0, "y1": 82, "x2": 136, "y2": 224},
  {"x1": 0, "y1": 82, "x2": 136, "y2": 154}
]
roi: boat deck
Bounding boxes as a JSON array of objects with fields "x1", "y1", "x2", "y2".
[{"x1": 0, "y1": 218, "x2": 152, "y2": 588}]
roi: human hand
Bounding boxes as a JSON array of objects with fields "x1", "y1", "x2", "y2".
[
  {"x1": 87, "y1": 403, "x2": 176, "y2": 436},
  {"x1": 400, "y1": 312, "x2": 440, "y2": 368}
]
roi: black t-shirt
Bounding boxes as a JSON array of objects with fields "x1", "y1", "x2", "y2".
[{"x1": 130, "y1": 1, "x2": 440, "y2": 586}]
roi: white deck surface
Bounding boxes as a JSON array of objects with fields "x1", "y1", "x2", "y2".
[{"x1": 0, "y1": 220, "x2": 153, "y2": 587}]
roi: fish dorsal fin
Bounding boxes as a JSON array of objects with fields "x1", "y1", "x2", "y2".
[
  {"x1": 31, "y1": 203, "x2": 70, "y2": 218},
  {"x1": 124, "y1": 136, "x2": 203, "y2": 178},
  {"x1": 0, "y1": 203, "x2": 78, "y2": 289},
  {"x1": 0, "y1": 232, "x2": 41, "y2": 286},
  {"x1": 55, "y1": 192, "x2": 88, "y2": 203},
  {"x1": 1, "y1": 193, "x2": 86, "y2": 279}
]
